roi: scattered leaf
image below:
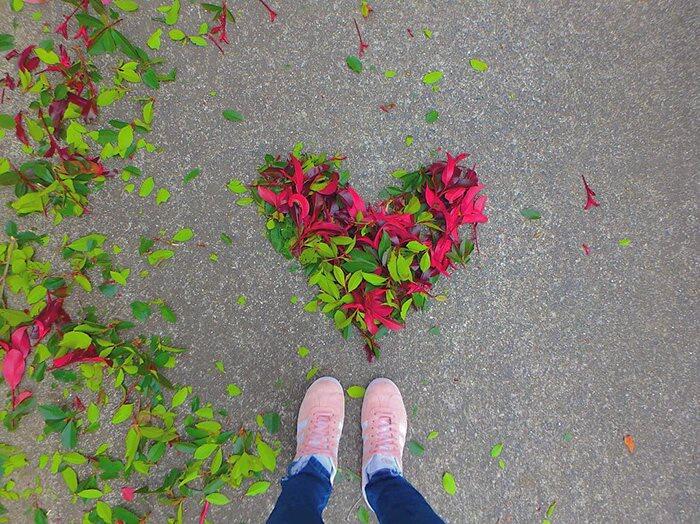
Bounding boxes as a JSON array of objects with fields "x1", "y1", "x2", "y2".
[
  {"x1": 346, "y1": 55, "x2": 362, "y2": 74},
  {"x1": 469, "y1": 58, "x2": 488, "y2": 72},
  {"x1": 422, "y1": 70, "x2": 443, "y2": 85},
  {"x1": 442, "y1": 472, "x2": 456, "y2": 495},
  {"x1": 346, "y1": 385, "x2": 365, "y2": 398},
  {"x1": 408, "y1": 440, "x2": 425, "y2": 456},
  {"x1": 521, "y1": 207, "x2": 541, "y2": 220},
  {"x1": 222, "y1": 109, "x2": 244, "y2": 122}
]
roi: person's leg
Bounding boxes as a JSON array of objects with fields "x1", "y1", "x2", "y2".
[
  {"x1": 267, "y1": 377, "x2": 345, "y2": 524},
  {"x1": 360, "y1": 378, "x2": 445, "y2": 524}
]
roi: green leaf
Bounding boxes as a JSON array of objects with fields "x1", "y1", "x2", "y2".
[
  {"x1": 147, "y1": 249, "x2": 174, "y2": 266},
  {"x1": 425, "y1": 109, "x2": 439, "y2": 123},
  {"x1": 546, "y1": 501, "x2": 557, "y2": 518},
  {"x1": 297, "y1": 346, "x2": 310, "y2": 357},
  {"x1": 160, "y1": 304, "x2": 177, "y2": 323},
  {"x1": 227, "y1": 179, "x2": 247, "y2": 193},
  {"x1": 222, "y1": 109, "x2": 245, "y2": 122},
  {"x1": 422, "y1": 70, "x2": 443, "y2": 85},
  {"x1": 172, "y1": 228, "x2": 193, "y2": 242},
  {"x1": 490, "y1": 442, "x2": 504, "y2": 458},
  {"x1": 346, "y1": 386, "x2": 365, "y2": 398},
  {"x1": 61, "y1": 466, "x2": 78, "y2": 492},
  {"x1": 262, "y1": 412, "x2": 280, "y2": 434},
  {"x1": 470, "y1": 58, "x2": 489, "y2": 72},
  {"x1": 95, "y1": 502, "x2": 112, "y2": 523},
  {"x1": 0, "y1": 113, "x2": 15, "y2": 129},
  {"x1": 77, "y1": 489, "x2": 103, "y2": 499},
  {"x1": 124, "y1": 427, "x2": 140, "y2": 468},
  {"x1": 138, "y1": 177, "x2": 155, "y2": 197},
  {"x1": 347, "y1": 271, "x2": 363, "y2": 291},
  {"x1": 245, "y1": 480, "x2": 271, "y2": 496},
  {"x1": 257, "y1": 438, "x2": 277, "y2": 472},
  {"x1": 619, "y1": 238, "x2": 631, "y2": 247},
  {"x1": 346, "y1": 55, "x2": 362, "y2": 73},
  {"x1": 362, "y1": 272, "x2": 387, "y2": 286},
  {"x1": 60, "y1": 331, "x2": 92, "y2": 349},
  {"x1": 130, "y1": 301, "x2": 152, "y2": 321},
  {"x1": 194, "y1": 443, "x2": 218, "y2": 460},
  {"x1": 357, "y1": 506, "x2": 370, "y2": 524},
  {"x1": 115, "y1": 0, "x2": 139, "y2": 11},
  {"x1": 156, "y1": 188, "x2": 171, "y2": 204},
  {"x1": 111, "y1": 404, "x2": 133, "y2": 425},
  {"x1": 34, "y1": 508, "x2": 48, "y2": 524},
  {"x1": 520, "y1": 207, "x2": 541, "y2": 220},
  {"x1": 384, "y1": 69, "x2": 397, "y2": 79},
  {"x1": 0, "y1": 34, "x2": 15, "y2": 53},
  {"x1": 408, "y1": 440, "x2": 425, "y2": 456},
  {"x1": 183, "y1": 168, "x2": 201, "y2": 184},
  {"x1": 61, "y1": 421, "x2": 77, "y2": 449},
  {"x1": 147, "y1": 28, "x2": 162, "y2": 49},
  {"x1": 427, "y1": 431, "x2": 439, "y2": 441},
  {"x1": 442, "y1": 472, "x2": 456, "y2": 495},
  {"x1": 205, "y1": 492, "x2": 230, "y2": 505},
  {"x1": 117, "y1": 125, "x2": 134, "y2": 152},
  {"x1": 171, "y1": 386, "x2": 190, "y2": 408},
  {"x1": 34, "y1": 48, "x2": 60, "y2": 65},
  {"x1": 168, "y1": 29, "x2": 186, "y2": 41},
  {"x1": 189, "y1": 35, "x2": 208, "y2": 47},
  {"x1": 226, "y1": 384, "x2": 242, "y2": 397}
]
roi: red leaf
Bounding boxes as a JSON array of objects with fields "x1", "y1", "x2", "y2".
[
  {"x1": 11, "y1": 326, "x2": 31, "y2": 358},
  {"x1": 121, "y1": 486, "x2": 135, "y2": 502},
  {"x1": 289, "y1": 193, "x2": 310, "y2": 220},
  {"x1": 12, "y1": 390, "x2": 32, "y2": 408},
  {"x1": 14, "y1": 113, "x2": 29, "y2": 146},
  {"x1": 34, "y1": 296, "x2": 69, "y2": 342},
  {"x1": 290, "y1": 154, "x2": 304, "y2": 193},
  {"x1": 51, "y1": 346, "x2": 110, "y2": 369},
  {"x1": 2, "y1": 349, "x2": 25, "y2": 393},
  {"x1": 581, "y1": 175, "x2": 600, "y2": 210},
  {"x1": 441, "y1": 152, "x2": 467, "y2": 186},
  {"x1": 581, "y1": 243, "x2": 591, "y2": 255},
  {"x1": 257, "y1": 185, "x2": 278, "y2": 206}
]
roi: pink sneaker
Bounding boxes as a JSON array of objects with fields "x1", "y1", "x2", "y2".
[
  {"x1": 361, "y1": 378, "x2": 408, "y2": 495},
  {"x1": 294, "y1": 377, "x2": 345, "y2": 481}
]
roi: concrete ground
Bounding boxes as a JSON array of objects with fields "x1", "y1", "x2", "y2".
[{"x1": 1, "y1": 0, "x2": 698, "y2": 522}]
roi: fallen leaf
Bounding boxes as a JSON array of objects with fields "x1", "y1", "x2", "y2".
[
  {"x1": 347, "y1": 385, "x2": 365, "y2": 398},
  {"x1": 222, "y1": 109, "x2": 244, "y2": 122},
  {"x1": 624, "y1": 434, "x2": 635, "y2": 454},
  {"x1": 442, "y1": 472, "x2": 456, "y2": 495},
  {"x1": 470, "y1": 58, "x2": 488, "y2": 72},
  {"x1": 346, "y1": 55, "x2": 362, "y2": 74}
]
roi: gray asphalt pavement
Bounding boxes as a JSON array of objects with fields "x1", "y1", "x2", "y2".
[{"x1": 1, "y1": 1, "x2": 698, "y2": 522}]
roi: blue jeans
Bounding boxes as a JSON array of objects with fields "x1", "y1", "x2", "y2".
[{"x1": 267, "y1": 457, "x2": 444, "y2": 524}]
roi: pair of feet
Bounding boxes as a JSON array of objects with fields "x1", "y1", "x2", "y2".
[{"x1": 295, "y1": 377, "x2": 407, "y2": 494}]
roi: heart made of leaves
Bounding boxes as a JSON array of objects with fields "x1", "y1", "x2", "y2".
[{"x1": 250, "y1": 150, "x2": 487, "y2": 360}]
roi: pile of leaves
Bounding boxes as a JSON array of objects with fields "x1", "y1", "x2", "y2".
[
  {"x1": 250, "y1": 150, "x2": 487, "y2": 359},
  {"x1": 0, "y1": 229, "x2": 278, "y2": 523}
]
